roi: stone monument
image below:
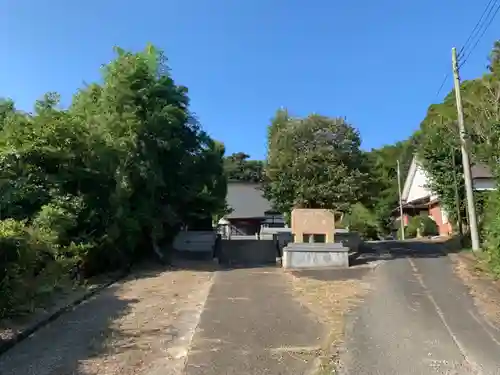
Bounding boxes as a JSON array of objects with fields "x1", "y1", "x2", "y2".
[
  {"x1": 282, "y1": 208, "x2": 350, "y2": 269},
  {"x1": 291, "y1": 208, "x2": 337, "y2": 243}
]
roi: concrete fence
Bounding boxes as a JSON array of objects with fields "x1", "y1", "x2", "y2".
[
  {"x1": 173, "y1": 231, "x2": 217, "y2": 253},
  {"x1": 219, "y1": 239, "x2": 277, "y2": 266}
]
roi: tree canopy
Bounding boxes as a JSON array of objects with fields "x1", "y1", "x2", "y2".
[
  {"x1": 264, "y1": 111, "x2": 366, "y2": 215},
  {"x1": 0, "y1": 45, "x2": 227, "y2": 316},
  {"x1": 224, "y1": 152, "x2": 264, "y2": 182}
]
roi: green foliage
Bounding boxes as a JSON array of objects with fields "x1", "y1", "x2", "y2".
[
  {"x1": 364, "y1": 138, "x2": 417, "y2": 233},
  {"x1": 405, "y1": 215, "x2": 439, "y2": 238},
  {"x1": 32, "y1": 195, "x2": 83, "y2": 245},
  {"x1": 481, "y1": 190, "x2": 500, "y2": 277},
  {"x1": 0, "y1": 219, "x2": 75, "y2": 317},
  {"x1": 342, "y1": 203, "x2": 379, "y2": 240},
  {"x1": 265, "y1": 111, "x2": 366, "y2": 215},
  {"x1": 224, "y1": 152, "x2": 264, "y2": 182},
  {"x1": 0, "y1": 44, "x2": 227, "y2": 317},
  {"x1": 416, "y1": 102, "x2": 466, "y2": 229}
]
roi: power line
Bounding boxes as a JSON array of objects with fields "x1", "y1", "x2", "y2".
[
  {"x1": 435, "y1": 0, "x2": 499, "y2": 98},
  {"x1": 458, "y1": 0, "x2": 497, "y2": 58},
  {"x1": 459, "y1": 0, "x2": 500, "y2": 69},
  {"x1": 435, "y1": 72, "x2": 451, "y2": 98}
]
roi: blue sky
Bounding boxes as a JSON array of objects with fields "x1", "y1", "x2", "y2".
[{"x1": 1, "y1": 1, "x2": 500, "y2": 159}]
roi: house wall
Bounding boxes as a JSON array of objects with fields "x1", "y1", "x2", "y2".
[
  {"x1": 407, "y1": 165, "x2": 433, "y2": 203},
  {"x1": 429, "y1": 202, "x2": 452, "y2": 236}
]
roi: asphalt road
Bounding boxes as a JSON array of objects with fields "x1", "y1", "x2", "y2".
[{"x1": 340, "y1": 242, "x2": 500, "y2": 375}]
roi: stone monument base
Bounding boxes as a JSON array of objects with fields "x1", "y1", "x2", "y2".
[{"x1": 282, "y1": 242, "x2": 349, "y2": 269}]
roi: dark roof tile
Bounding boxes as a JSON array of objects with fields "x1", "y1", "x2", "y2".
[{"x1": 226, "y1": 182, "x2": 273, "y2": 219}]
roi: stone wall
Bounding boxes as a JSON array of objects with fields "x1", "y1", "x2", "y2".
[{"x1": 282, "y1": 243, "x2": 349, "y2": 269}]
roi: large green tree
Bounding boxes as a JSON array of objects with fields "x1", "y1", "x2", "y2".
[
  {"x1": 265, "y1": 111, "x2": 366, "y2": 215},
  {"x1": 0, "y1": 44, "x2": 228, "y2": 316}
]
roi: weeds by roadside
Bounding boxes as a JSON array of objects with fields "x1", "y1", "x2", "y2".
[
  {"x1": 286, "y1": 272, "x2": 370, "y2": 374},
  {"x1": 452, "y1": 252, "x2": 500, "y2": 326}
]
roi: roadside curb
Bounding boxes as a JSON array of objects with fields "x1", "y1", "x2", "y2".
[{"x1": 0, "y1": 270, "x2": 128, "y2": 357}]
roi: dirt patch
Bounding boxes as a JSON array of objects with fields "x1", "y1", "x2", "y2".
[
  {"x1": 77, "y1": 269, "x2": 213, "y2": 375},
  {"x1": 0, "y1": 265, "x2": 214, "y2": 375},
  {"x1": 285, "y1": 270, "x2": 371, "y2": 373},
  {"x1": 451, "y1": 253, "x2": 500, "y2": 326}
]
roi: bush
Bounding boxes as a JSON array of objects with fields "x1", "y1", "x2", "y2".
[
  {"x1": 481, "y1": 189, "x2": 500, "y2": 277},
  {"x1": 32, "y1": 195, "x2": 83, "y2": 246},
  {"x1": 342, "y1": 203, "x2": 379, "y2": 240},
  {"x1": 0, "y1": 218, "x2": 79, "y2": 318},
  {"x1": 421, "y1": 216, "x2": 439, "y2": 236},
  {"x1": 0, "y1": 219, "x2": 41, "y2": 317},
  {"x1": 406, "y1": 215, "x2": 439, "y2": 238}
]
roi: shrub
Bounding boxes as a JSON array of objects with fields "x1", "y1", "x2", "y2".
[
  {"x1": 0, "y1": 219, "x2": 40, "y2": 317},
  {"x1": 481, "y1": 189, "x2": 500, "y2": 277},
  {"x1": 421, "y1": 216, "x2": 439, "y2": 236},
  {"x1": 0, "y1": 218, "x2": 79, "y2": 318},
  {"x1": 342, "y1": 203, "x2": 379, "y2": 240},
  {"x1": 32, "y1": 195, "x2": 83, "y2": 246},
  {"x1": 406, "y1": 215, "x2": 439, "y2": 238}
]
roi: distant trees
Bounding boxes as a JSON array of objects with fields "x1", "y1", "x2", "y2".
[
  {"x1": 364, "y1": 138, "x2": 418, "y2": 234},
  {"x1": 224, "y1": 152, "x2": 264, "y2": 182}
]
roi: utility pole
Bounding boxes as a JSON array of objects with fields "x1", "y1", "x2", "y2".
[
  {"x1": 452, "y1": 47, "x2": 480, "y2": 251},
  {"x1": 397, "y1": 159, "x2": 405, "y2": 240}
]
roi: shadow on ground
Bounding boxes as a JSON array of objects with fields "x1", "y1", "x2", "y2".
[
  {"x1": 292, "y1": 237, "x2": 463, "y2": 282},
  {"x1": 353, "y1": 237, "x2": 460, "y2": 264},
  {"x1": 0, "y1": 263, "x2": 174, "y2": 375}
]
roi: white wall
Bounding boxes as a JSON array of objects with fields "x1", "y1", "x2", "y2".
[{"x1": 407, "y1": 165, "x2": 433, "y2": 203}]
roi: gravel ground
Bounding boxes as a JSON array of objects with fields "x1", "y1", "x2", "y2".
[{"x1": 0, "y1": 265, "x2": 214, "y2": 375}]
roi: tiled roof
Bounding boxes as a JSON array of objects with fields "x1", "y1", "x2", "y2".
[{"x1": 471, "y1": 164, "x2": 493, "y2": 179}]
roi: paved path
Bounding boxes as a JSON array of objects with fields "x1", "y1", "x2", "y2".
[
  {"x1": 0, "y1": 266, "x2": 213, "y2": 375},
  {"x1": 340, "y1": 242, "x2": 500, "y2": 375},
  {"x1": 184, "y1": 267, "x2": 324, "y2": 375}
]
